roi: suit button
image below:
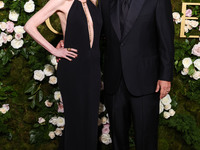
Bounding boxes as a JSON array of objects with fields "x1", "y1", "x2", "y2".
[{"x1": 121, "y1": 43, "x2": 125, "y2": 46}]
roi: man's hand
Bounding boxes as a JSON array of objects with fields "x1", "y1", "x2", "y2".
[{"x1": 155, "y1": 80, "x2": 171, "y2": 99}]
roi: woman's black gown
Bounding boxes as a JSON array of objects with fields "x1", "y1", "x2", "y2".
[{"x1": 57, "y1": 0, "x2": 102, "y2": 149}]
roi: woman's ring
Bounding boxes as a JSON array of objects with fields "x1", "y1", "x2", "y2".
[{"x1": 67, "y1": 48, "x2": 71, "y2": 51}]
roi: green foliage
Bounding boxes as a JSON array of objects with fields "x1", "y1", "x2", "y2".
[
  {"x1": 0, "y1": 112, "x2": 12, "y2": 138},
  {"x1": 161, "y1": 114, "x2": 200, "y2": 150},
  {"x1": 29, "y1": 123, "x2": 55, "y2": 144},
  {"x1": 174, "y1": 38, "x2": 200, "y2": 104},
  {"x1": 0, "y1": 82, "x2": 17, "y2": 100}
]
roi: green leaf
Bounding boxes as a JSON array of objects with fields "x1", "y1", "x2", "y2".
[
  {"x1": 185, "y1": 33, "x2": 190, "y2": 38},
  {"x1": 0, "y1": 96, "x2": 7, "y2": 100},
  {"x1": 28, "y1": 95, "x2": 35, "y2": 100},
  {"x1": 30, "y1": 98, "x2": 36, "y2": 109},
  {"x1": 188, "y1": 65, "x2": 195, "y2": 76},
  {"x1": 38, "y1": 90, "x2": 43, "y2": 102},
  {"x1": 2, "y1": 55, "x2": 9, "y2": 65},
  {"x1": 29, "y1": 130, "x2": 37, "y2": 144},
  {"x1": 190, "y1": 39, "x2": 196, "y2": 46},
  {"x1": 33, "y1": 123, "x2": 40, "y2": 128},
  {"x1": 7, "y1": 132, "x2": 12, "y2": 141},
  {"x1": 25, "y1": 84, "x2": 36, "y2": 94},
  {"x1": 21, "y1": 48, "x2": 29, "y2": 59},
  {"x1": 25, "y1": 81, "x2": 37, "y2": 94}
]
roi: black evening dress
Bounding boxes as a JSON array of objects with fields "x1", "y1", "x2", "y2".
[{"x1": 57, "y1": 0, "x2": 102, "y2": 149}]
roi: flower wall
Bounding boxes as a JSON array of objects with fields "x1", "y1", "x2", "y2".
[{"x1": 0, "y1": 0, "x2": 200, "y2": 150}]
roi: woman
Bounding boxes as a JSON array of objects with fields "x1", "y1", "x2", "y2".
[{"x1": 24, "y1": 0, "x2": 102, "y2": 149}]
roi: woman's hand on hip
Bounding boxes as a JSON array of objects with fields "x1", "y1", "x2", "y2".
[
  {"x1": 54, "y1": 40, "x2": 78, "y2": 62},
  {"x1": 52, "y1": 47, "x2": 78, "y2": 62}
]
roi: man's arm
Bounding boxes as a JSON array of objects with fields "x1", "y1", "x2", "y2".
[{"x1": 155, "y1": 0, "x2": 175, "y2": 99}]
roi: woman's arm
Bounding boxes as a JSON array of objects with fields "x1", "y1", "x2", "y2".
[{"x1": 24, "y1": 0, "x2": 77, "y2": 61}]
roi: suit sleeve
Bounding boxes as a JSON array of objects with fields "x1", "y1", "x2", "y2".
[{"x1": 156, "y1": 0, "x2": 175, "y2": 82}]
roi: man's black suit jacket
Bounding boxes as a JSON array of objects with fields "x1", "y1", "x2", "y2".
[{"x1": 99, "y1": 0, "x2": 175, "y2": 96}]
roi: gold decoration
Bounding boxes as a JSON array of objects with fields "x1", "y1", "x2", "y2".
[
  {"x1": 67, "y1": 48, "x2": 71, "y2": 51},
  {"x1": 45, "y1": 18, "x2": 62, "y2": 35},
  {"x1": 180, "y1": 2, "x2": 200, "y2": 38}
]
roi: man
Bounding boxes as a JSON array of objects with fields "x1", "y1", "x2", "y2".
[{"x1": 99, "y1": 0, "x2": 174, "y2": 149}]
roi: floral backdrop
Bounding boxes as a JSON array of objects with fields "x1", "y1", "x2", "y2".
[{"x1": 0, "y1": 0, "x2": 200, "y2": 150}]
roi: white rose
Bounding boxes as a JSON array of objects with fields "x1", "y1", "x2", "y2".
[
  {"x1": 101, "y1": 117, "x2": 108, "y2": 125},
  {"x1": 60, "y1": 126, "x2": 65, "y2": 130},
  {"x1": 0, "y1": 107, "x2": 7, "y2": 114},
  {"x1": 185, "y1": 20, "x2": 190, "y2": 25},
  {"x1": 164, "y1": 104, "x2": 171, "y2": 111},
  {"x1": 50, "y1": 55, "x2": 58, "y2": 66},
  {"x1": 49, "y1": 131, "x2": 55, "y2": 139},
  {"x1": 161, "y1": 94, "x2": 172, "y2": 105},
  {"x1": 0, "y1": 1, "x2": 5, "y2": 9},
  {"x1": 182, "y1": 57, "x2": 193, "y2": 68},
  {"x1": 181, "y1": 68, "x2": 189, "y2": 75},
  {"x1": 175, "y1": 18, "x2": 182, "y2": 24},
  {"x1": 24, "y1": 0, "x2": 35, "y2": 13},
  {"x1": 56, "y1": 117, "x2": 65, "y2": 127},
  {"x1": 99, "y1": 103, "x2": 106, "y2": 114},
  {"x1": 189, "y1": 20, "x2": 199, "y2": 28},
  {"x1": 191, "y1": 42, "x2": 200, "y2": 57},
  {"x1": 54, "y1": 128, "x2": 63, "y2": 136},
  {"x1": 2, "y1": 104, "x2": 9, "y2": 111},
  {"x1": 194, "y1": 59, "x2": 200, "y2": 71},
  {"x1": 15, "y1": 33, "x2": 23, "y2": 40},
  {"x1": 163, "y1": 111, "x2": 171, "y2": 119},
  {"x1": 9, "y1": 10, "x2": 19, "y2": 22},
  {"x1": 43, "y1": 64, "x2": 54, "y2": 76},
  {"x1": 0, "y1": 22, "x2": 7, "y2": 31},
  {"x1": 14, "y1": 26, "x2": 26, "y2": 34},
  {"x1": 33, "y1": 70, "x2": 45, "y2": 81},
  {"x1": 54, "y1": 91, "x2": 61, "y2": 101},
  {"x1": 184, "y1": 26, "x2": 189, "y2": 33},
  {"x1": 159, "y1": 101, "x2": 164, "y2": 114},
  {"x1": 11, "y1": 39, "x2": 24, "y2": 49},
  {"x1": 1, "y1": 32, "x2": 8, "y2": 44},
  {"x1": 49, "y1": 76, "x2": 57, "y2": 85},
  {"x1": 169, "y1": 109, "x2": 176, "y2": 116},
  {"x1": 49, "y1": 116, "x2": 58, "y2": 125},
  {"x1": 172, "y1": 12, "x2": 180, "y2": 20},
  {"x1": 38, "y1": 117, "x2": 45, "y2": 124},
  {"x1": 55, "y1": 64, "x2": 58, "y2": 70},
  {"x1": 186, "y1": 25, "x2": 192, "y2": 30},
  {"x1": 45, "y1": 100, "x2": 53, "y2": 107},
  {"x1": 100, "y1": 134, "x2": 112, "y2": 145},
  {"x1": 7, "y1": 35, "x2": 13, "y2": 42},
  {"x1": 193, "y1": 71, "x2": 200, "y2": 80}
]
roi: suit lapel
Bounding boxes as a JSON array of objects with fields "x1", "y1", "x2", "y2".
[
  {"x1": 122, "y1": 0, "x2": 146, "y2": 40},
  {"x1": 110, "y1": 0, "x2": 121, "y2": 40}
]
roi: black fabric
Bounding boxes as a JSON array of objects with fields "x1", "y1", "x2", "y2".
[
  {"x1": 57, "y1": 0, "x2": 102, "y2": 149},
  {"x1": 105, "y1": 78, "x2": 160, "y2": 150},
  {"x1": 120, "y1": 0, "x2": 131, "y2": 35},
  {"x1": 99, "y1": 0, "x2": 174, "y2": 96}
]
